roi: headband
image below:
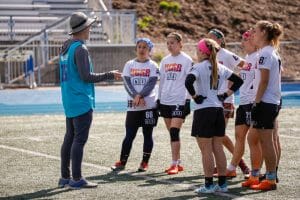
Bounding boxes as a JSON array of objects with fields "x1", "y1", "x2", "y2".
[
  {"x1": 198, "y1": 39, "x2": 211, "y2": 55},
  {"x1": 167, "y1": 32, "x2": 182, "y2": 42},
  {"x1": 242, "y1": 30, "x2": 251, "y2": 40},
  {"x1": 136, "y1": 38, "x2": 154, "y2": 50},
  {"x1": 209, "y1": 29, "x2": 224, "y2": 39}
]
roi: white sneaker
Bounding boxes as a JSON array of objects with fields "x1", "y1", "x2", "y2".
[
  {"x1": 194, "y1": 185, "x2": 215, "y2": 193},
  {"x1": 214, "y1": 184, "x2": 228, "y2": 192}
]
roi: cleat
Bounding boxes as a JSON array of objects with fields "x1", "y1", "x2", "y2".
[
  {"x1": 111, "y1": 161, "x2": 125, "y2": 171},
  {"x1": 226, "y1": 170, "x2": 237, "y2": 178},
  {"x1": 242, "y1": 177, "x2": 259, "y2": 187},
  {"x1": 194, "y1": 185, "x2": 215, "y2": 194},
  {"x1": 58, "y1": 178, "x2": 70, "y2": 188},
  {"x1": 178, "y1": 165, "x2": 184, "y2": 172},
  {"x1": 166, "y1": 165, "x2": 178, "y2": 175},
  {"x1": 165, "y1": 165, "x2": 183, "y2": 173},
  {"x1": 214, "y1": 183, "x2": 228, "y2": 193},
  {"x1": 250, "y1": 180, "x2": 277, "y2": 190},
  {"x1": 138, "y1": 162, "x2": 148, "y2": 172},
  {"x1": 68, "y1": 178, "x2": 97, "y2": 189}
]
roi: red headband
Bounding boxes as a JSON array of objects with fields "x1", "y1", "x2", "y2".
[
  {"x1": 242, "y1": 31, "x2": 251, "y2": 40},
  {"x1": 197, "y1": 39, "x2": 211, "y2": 55}
]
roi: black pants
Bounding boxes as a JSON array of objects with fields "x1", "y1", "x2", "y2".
[
  {"x1": 61, "y1": 109, "x2": 92, "y2": 180},
  {"x1": 120, "y1": 126, "x2": 154, "y2": 161}
]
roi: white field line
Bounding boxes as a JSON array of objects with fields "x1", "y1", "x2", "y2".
[{"x1": 0, "y1": 144, "x2": 253, "y2": 200}]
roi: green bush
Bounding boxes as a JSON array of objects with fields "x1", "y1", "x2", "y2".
[
  {"x1": 159, "y1": 1, "x2": 169, "y2": 10},
  {"x1": 159, "y1": 1, "x2": 181, "y2": 14},
  {"x1": 137, "y1": 16, "x2": 154, "y2": 30}
]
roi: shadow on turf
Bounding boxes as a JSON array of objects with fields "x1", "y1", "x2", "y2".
[
  {"x1": 0, "y1": 187, "x2": 73, "y2": 200},
  {"x1": 87, "y1": 170, "x2": 205, "y2": 186}
]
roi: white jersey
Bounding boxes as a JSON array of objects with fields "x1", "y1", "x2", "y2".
[
  {"x1": 189, "y1": 60, "x2": 233, "y2": 110},
  {"x1": 159, "y1": 52, "x2": 193, "y2": 105},
  {"x1": 256, "y1": 45, "x2": 281, "y2": 105},
  {"x1": 122, "y1": 59, "x2": 159, "y2": 111},
  {"x1": 217, "y1": 48, "x2": 243, "y2": 104},
  {"x1": 239, "y1": 51, "x2": 259, "y2": 105}
]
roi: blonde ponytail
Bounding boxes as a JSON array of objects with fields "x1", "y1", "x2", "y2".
[{"x1": 206, "y1": 39, "x2": 219, "y2": 89}]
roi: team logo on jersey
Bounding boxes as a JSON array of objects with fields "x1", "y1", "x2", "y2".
[
  {"x1": 233, "y1": 55, "x2": 239, "y2": 61},
  {"x1": 167, "y1": 73, "x2": 177, "y2": 80},
  {"x1": 130, "y1": 68, "x2": 150, "y2": 77},
  {"x1": 259, "y1": 56, "x2": 266, "y2": 65},
  {"x1": 133, "y1": 77, "x2": 146, "y2": 85},
  {"x1": 218, "y1": 61, "x2": 224, "y2": 64},
  {"x1": 165, "y1": 63, "x2": 182, "y2": 72}
]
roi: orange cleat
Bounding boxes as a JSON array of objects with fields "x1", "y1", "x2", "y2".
[
  {"x1": 177, "y1": 165, "x2": 184, "y2": 172},
  {"x1": 226, "y1": 170, "x2": 237, "y2": 178},
  {"x1": 165, "y1": 165, "x2": 184, "y2": 173},
  {"x1": 242, "y1": 176, "x2": 259, "y2": 187},
  {"x1": 250, "y1": 180, "x2": 277, "y2": 190},
  {"x1": 165, "y1": 165, "x2": 178, "y2": 175},
  {"x1": 111, "y1": 161, "x2": 125, "y2": 171},
  {"x1": 138, "y1": 161, "x2": 148, "y2": 172}
]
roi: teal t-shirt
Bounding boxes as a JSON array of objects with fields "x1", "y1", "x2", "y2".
[{"x1": 59, "y1": 41, "x2": 95, "y2": 118}]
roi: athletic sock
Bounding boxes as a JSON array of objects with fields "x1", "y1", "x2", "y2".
[
  {"x1": 251, "y1": 169, "x2": 260, "y2": 177},
  {"x1": 205, "y1": 177, "x2": 213, "y2": 188},
  {"x1": 227, "y1": 163, "x2": 236, "y2": 171},
  {"x1": 177, "y1": 159, "x2": 181, "y2": 165},
  {"x1": 218, "y1": 176, "x2": 226, "y2": 186},
  {"x1": 266, "y1": 171, "x2": 276, "y2": 181},
  {"x1": 142, "y1": 152, "x2": 151, "y2": 163},
  {"x1": 172, "y1": 160, "x2": 177, "y2": 166}
]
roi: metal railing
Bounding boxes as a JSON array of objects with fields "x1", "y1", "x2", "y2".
[{"x1": 0, "y1": 10, "x2": 137, "y2": 87}]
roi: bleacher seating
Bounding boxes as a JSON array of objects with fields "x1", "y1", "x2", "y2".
[{"x1": 0, "y1": 0, "x2": 92, "y2": 42}]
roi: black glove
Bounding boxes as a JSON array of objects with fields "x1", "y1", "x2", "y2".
[
  {"x1": 193, "y1": 95, "x2": 207, "y2": 104},
  {"x1": 217, "y1": 93, "x2": 228, "y2": 102},
  {"x1": 183, "y1": 99, "x2": 191, "y2": 116},
  {"x1": 251, "y1": 102, "x2": 262, "y2": 122}
]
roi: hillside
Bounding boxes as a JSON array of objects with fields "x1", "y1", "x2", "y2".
[
  {"x1": 112, "y1": 0, "x2": 300, "y2": 80},
  {"x1": 112, "y1": 0, "x2": 299, "y2": 42}
]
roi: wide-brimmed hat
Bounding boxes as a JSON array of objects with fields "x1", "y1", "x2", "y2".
[{"x1": 68, "y1": 12, "x2": 96, "y2": 35}]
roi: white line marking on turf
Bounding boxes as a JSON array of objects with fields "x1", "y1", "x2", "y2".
[{"x1": 0, "y1": 144, "x2": 252, "y2": 200}]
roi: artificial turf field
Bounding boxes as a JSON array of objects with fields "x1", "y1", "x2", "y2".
[{"x1": 0, "y1": 108, "x2": 299, "y2": 200}]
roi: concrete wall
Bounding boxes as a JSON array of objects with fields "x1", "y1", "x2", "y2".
[{"x1": 37, "y1": 45, "x2": 136, "y2": 85}]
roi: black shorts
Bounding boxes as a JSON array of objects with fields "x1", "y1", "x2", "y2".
[
  {"x1": 126, "y1": 109, "x2": 159, "y2": 128},
  {"x1": 235, "y1": 104, "x2": 252, "y2": 126},
  {"x1": 191, "y1": 107, "x2": 225, "y2": 138},
  {"x1": 252, "y1": 101, "x2": 280, "y2": 129},
  {"x1": 160, "y1": 104, "x2": 185, "y2": 119}
]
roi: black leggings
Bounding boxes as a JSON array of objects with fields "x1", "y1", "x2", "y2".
[{"x1": 120, "y1": 126, "x2": 154, "y2": 160}]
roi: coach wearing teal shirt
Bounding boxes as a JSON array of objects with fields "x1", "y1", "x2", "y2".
[{"x1": 58, "y1": 12, "x2": 121, "y2": 189}]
